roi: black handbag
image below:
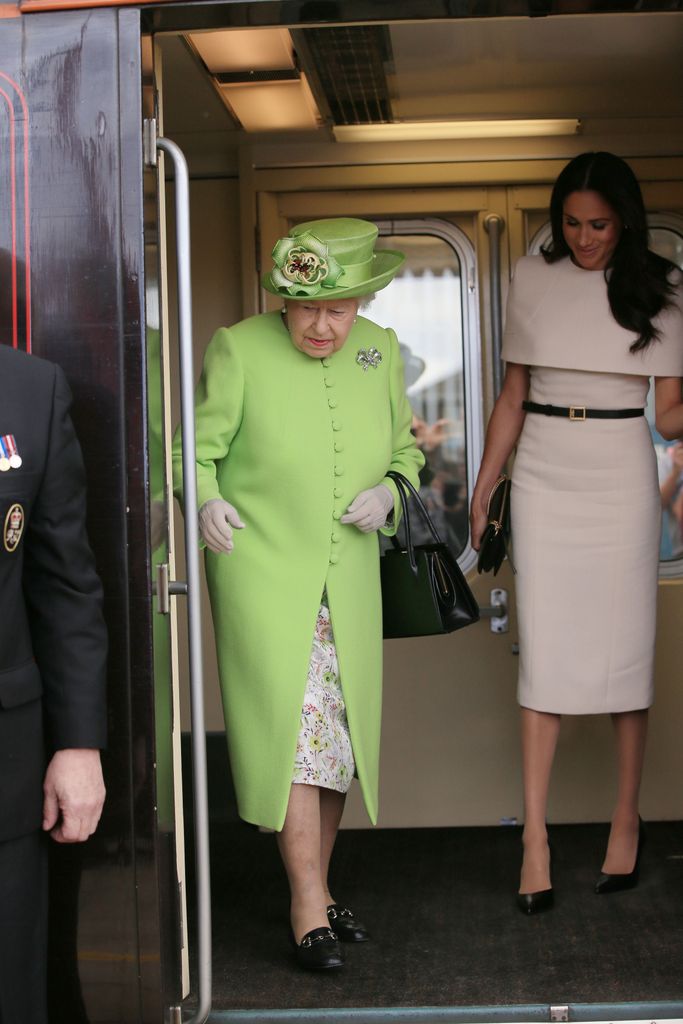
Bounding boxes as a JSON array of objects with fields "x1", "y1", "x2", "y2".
[
  {"x1": 477, "y1": 474, "x2": 512, "y2": 576},
  {"x1": 380, "y1": 471, "x2": 480, "y2": 638}
]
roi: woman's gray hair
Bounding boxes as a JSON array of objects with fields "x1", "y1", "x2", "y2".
[{"x1": 357, "y1": 293, "x2": 376, "y2": 310}]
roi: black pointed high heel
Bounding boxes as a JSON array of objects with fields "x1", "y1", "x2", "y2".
[
  {"x1": 517, "y1": 839, "x2": 554, "y2": 915},
  {"x1": 516, "y1": 888, "x2": 554, "y2": 915},
  {"x1": 594, "y1": 818, "x2": 645, "y2": 895}
]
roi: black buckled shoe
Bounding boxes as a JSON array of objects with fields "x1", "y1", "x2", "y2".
[
  {"x1": 326, "y1": 903, "x2": 370, "y2": 943},
  {"x1": 293, "y1": 927, "x2": 344, "y2": 970}
]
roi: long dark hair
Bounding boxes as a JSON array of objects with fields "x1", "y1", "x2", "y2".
[{"x1": 542, "y1": 151, "x2": 677, "y2": 352}]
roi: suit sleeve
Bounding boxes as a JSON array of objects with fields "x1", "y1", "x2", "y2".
[
  {"x1": 172, "y1": 326, "x2": 245, "y2": 512},
  {"x1": 22, "y1": 365, "x2": 107, "y2": 750},
  {"x1": 380, "y1": 327, "x2": 425, "y2": 537}
]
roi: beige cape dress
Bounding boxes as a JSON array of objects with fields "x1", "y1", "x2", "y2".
[{"x1": 502, "y1": 255, "x2": 683, "y2": 715}]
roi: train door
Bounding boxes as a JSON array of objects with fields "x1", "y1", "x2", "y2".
[
  {"x1": 141, "y1": 37, "x2": 192, "y2": 1018},
  {"x1": 142, "y1": 33, "x2": 217, "y2": 1024},
  {"x1": 0, "y1": 7, "x2": 193, "y2": 1023}
]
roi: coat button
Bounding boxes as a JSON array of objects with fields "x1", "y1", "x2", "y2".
[
  {"x1": 334, "y1": 466, "x2": 344, "y2": 476},
  {"x1": 332, "y1": 420, "x2": 342, "y2": 431},
  {"x1": 334, "y1": 487, "x2": 343, "y2": 498},
  {"x1": 331, "y1": 532, "x2": 340, "y2": 543},
  {"x1": 328, "y1": 398, "x2": 338, "y2": 409},
  {"x1": 329, "y1": 554, "x2": 339, "y2": 565},
  {"x1": 322, "y1": 358, "x2": 331, "y2": 367},
  {"x1": 324, "y1": 377, "x2": 335, "y2": 388},
  {"x1": 333, "y1": 510, "x2": 341, "y2": 520},
  {"x1": 334, "y1": 441, "x2": 344, "y2": 453}
]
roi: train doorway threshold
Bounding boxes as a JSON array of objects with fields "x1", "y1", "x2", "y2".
[{"x1": 182, "y1": 821, "x2": 683, "y2": 1023}]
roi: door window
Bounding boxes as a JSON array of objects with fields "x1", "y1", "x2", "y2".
[{"x1": 372, "y1": 219, "x2": 481, "y2": 566}]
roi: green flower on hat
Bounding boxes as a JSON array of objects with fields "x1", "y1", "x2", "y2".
[{"x1": 270, "y1": 231, "x2": 344, "y2": 296}]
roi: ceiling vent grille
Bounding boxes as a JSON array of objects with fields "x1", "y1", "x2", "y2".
[{"x1": 300, "y1": 26, "x2": 393, "y2": 125}]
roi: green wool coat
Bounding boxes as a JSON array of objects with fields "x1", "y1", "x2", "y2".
[{"x1": 173, "y1": 311, "x2": 424, "y2": 830}]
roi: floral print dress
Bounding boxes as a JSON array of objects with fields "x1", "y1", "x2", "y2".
[{"x1": 292, "y1": 593, "x2": 355, "y2": 793}]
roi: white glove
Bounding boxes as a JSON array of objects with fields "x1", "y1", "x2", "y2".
[
  {"x1": 198, "y1": 498, "x2": 245, "y2": 554},
  {"x1": 340, "y1": 484, "x2": 394, "y2": 533}
]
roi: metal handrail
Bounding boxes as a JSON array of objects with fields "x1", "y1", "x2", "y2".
[
  {"x1": 156, "y1": 133, "x2": 212, "y2": 1024},
  {"x1": 484, "y1": 214, "x2": 505, "y2": 401}
]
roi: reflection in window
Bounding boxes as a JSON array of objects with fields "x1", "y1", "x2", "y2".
[
  {"x1": 371, "y1": 230, "x2": 473, "y2": 558},
  {"x1": 528, "y1": 214, "x2": 683, "y2": 574},
  {"x1": 652, "y1": 431, "x2": 683, "y2": 561}
]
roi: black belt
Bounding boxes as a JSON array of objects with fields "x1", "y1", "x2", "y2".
[{"x1": 522, "y1": 401, "x2": 644, "y2": 421}]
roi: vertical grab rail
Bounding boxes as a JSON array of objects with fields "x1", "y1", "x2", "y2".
[
  {"x1": 484, "y1": 214, "x2": 505, "y2": 401},
  {"x1": 155, "y1": 130, "x2": 212, "y2": 1024}
]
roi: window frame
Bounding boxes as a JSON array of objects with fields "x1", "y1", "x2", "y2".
[{"x1": 374, "y1": 217, "x2": 482, "y2": 574}]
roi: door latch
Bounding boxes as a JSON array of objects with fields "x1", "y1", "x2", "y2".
[
  {"x1": 478, "y1": 587, "x2": 509, "y2": 634},
  {"x1": 154, "y1": 563, "x2": 188, "y2": 614},
  {"x1": 143, "y1": 117, "x2": 158, "y2": 168}
]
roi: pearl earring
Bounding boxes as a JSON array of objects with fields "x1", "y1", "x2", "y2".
[{"x1": 281, "y1": 306, "x2": 287, "y2": 313}]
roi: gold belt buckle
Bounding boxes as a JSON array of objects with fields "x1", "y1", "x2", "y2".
[{"x1": 569, "y1": 406, "x2": 586, "y2": 421}]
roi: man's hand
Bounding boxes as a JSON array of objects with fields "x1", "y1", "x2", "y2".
[
  {"x1": 412, "y1": 416, "x2": 457, "y2": 453},
  {"x1": 42, "y1": 748, "x2": 106, "y2": 843}
]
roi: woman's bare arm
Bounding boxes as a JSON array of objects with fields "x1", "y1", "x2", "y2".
[
  {"x1": 470, "y1": 362, "x2": 530, "y2": 549},
  {"x1": 655, "y1": 377, "x2": 683, "y2": 441}
]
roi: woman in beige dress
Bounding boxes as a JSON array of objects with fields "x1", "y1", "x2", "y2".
[{"x1": 471, "y1": 152, "x2": 683, "y2": 914}]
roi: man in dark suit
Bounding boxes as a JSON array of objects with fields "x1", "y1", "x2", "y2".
[{"x1": 0, "y1": 343, "x2": 107, "y2": 1024}]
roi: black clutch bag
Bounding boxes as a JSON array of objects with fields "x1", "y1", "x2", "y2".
[
  {"x1": 380, "y1": 471, "x2": 480, "y2": 638},
  {"x1": 477, "y1": 474, "x2": 512, "y2": 576}
]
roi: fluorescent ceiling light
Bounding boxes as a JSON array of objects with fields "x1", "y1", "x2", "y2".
[
  {"x1": 189, "y1": 28, "x2": 294, "y2": 73},
  {"x1": 333, "y1": 119, "x2": 581, "y2": 142},
  {"x1": 218, "y1": 75, "x2": 320, "y2": 132}
]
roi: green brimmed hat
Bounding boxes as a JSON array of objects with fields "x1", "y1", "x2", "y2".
[{"x1": 262, "y1": 217, "x2": 405, "y2": 300}]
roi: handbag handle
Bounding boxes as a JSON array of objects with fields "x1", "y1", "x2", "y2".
[{"x1": 386, "y1": 470, "x2": 445, "y2": 575}]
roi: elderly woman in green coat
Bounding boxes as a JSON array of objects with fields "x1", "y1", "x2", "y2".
[{"x1": 174, "y1": 218, "x2": 423, "y2": 970}]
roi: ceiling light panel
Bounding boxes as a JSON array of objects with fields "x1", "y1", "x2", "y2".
[
  {"x1": 219, "y1": 75, "x2": 320, "y2": 132},
  {"x1": 189, "y1": 28, "x2": 295, "y2": 74}
]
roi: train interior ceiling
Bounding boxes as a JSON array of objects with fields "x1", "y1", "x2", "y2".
[
  {"x1": 154, "y1": 13, "x2": 683, "y2": 177},
  {"x1": 143, "y1": 7, "x2": 683, "y2": 1020}
]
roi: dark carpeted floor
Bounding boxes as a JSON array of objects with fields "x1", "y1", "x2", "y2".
[{"x1": 187, "y1": 821, "x2": 683, "y2": 1011}]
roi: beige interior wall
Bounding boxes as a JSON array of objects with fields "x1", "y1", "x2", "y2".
[{"x1": 167, "y1": 161, "x2": 683, "y2": 830}]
